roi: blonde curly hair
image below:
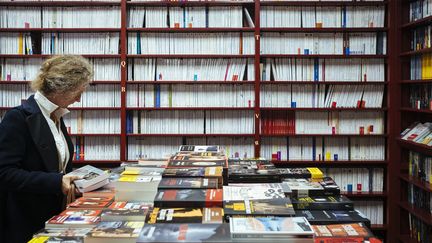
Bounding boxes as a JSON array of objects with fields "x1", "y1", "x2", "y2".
[{"x1": 31, "y1": 55, "x2": 93, "y2": 95}]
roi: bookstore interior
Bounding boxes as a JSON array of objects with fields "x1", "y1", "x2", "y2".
[{"x1": 0, "y1": 0, "x2": 432, "y2": 242}]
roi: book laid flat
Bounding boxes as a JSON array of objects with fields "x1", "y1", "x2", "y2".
[
  {"x1": 146, "y1": 207, "x2": 223, "y2": 224},
  {"x1": 229, "y1": 216, "x2": 314, "y2": 239},
  {"x1": 295, "y1": 210, "x2": 371, "y2": 227},
  {"x1": 291, "y1": 195, "x2": 354, "y2": 210},
  {"x1": 136, "y1": 223, "x2": 231, "y2": 243},
  {"x1": 158, "y1": 177, "x2": 220, "y2": 189},
  {"x1": 223, "y1": 198, "x2": 295, "y2": 217},
  {"x1": 85, "y1": 221, "x2": 144, "y2": 243},
  {"x1": 154, "y1": 189, "x2": 223, "y2": 207}
]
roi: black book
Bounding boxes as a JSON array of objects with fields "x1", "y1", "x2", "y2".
[
  {"x1": 158, "y1": 177, "x2": 220, "y2": 189},
  {"x1": 168, "y1": 160, "x2": 228, "y2": 168},
  {"x1": 153, "y1": 189, "x2": 223, "y2": 208},
  {"x1": 223, "y1": 198, "x2": 295, "y2": 218},
  {"x1": 228, "y1": 167, "x2": 281, "y2": 183},
  {"x1": 295, "y1": 210, "x2": 371, "y2": 227},
  {"x1": 318, "y1": 177, "x2": 341, "y2": 196},
  {"x1": 291, "y1": 195, "x2": 354, "y2": 210},
  {"x1": 136, "y1": 223, "x2": 231, "y2": 243},
  {"x1": 277, "y1": 168, "x2": 313, "y2": 179}
]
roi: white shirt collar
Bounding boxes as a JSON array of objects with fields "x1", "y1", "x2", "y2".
[{"x1": 34, "y1": 91, "x2": 70, "y2": 119}]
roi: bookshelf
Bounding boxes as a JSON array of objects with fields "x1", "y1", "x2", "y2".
[
  {"x1": 0, "y1": 0, "x2": 390, "y2": 239},
  {"x1": 394, "y1": 0, "x2": 432, "y2": 242}
]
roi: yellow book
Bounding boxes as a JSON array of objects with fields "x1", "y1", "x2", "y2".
[
  {"x1": 28, "y1": 236, "x2": 49, "y2": 243},
  {"x1": 18, "y1": 33, "x2": 23, "y2": 54},
  {"x1": 121, "y1": 170, "x2": 141, "y2": 175},
  {"x1": 307, "y1": 167, "x2": 324, "y2": 179},
  {"x1": 118, "y1": 175, "x2": 138, "y2": 182}
]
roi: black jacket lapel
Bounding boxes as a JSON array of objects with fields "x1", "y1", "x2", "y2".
[
  {"x1": 23, "y1": 96, "x2": 59, "y2": 173},
  {"x1": 60, "y1": 118, "x2": 73, "y2": 173}
]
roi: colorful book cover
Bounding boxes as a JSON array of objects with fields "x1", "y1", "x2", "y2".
[
  {"x1": 154, "y1": 189, "x2": 223, "y2": 208},
  {"x1": 147, "y1": 207, "x2": 223, "y2": 224}
]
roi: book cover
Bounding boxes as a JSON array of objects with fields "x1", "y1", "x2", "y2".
[
  {"x1": 33, "y1": 228, "x2": 92, "y2": 237},
  {"x1": 168, "y1": 160, "x2": 227, "y2": 168},
  {"x1": 108, "y1": 201, "x2": 153, "y2": 210},
  {"x1": 67, "y1": 197, "x2": 112, "y2": 209},
  {"x1": 28, "y1": 236, "x2": 84, "y2": 243},
  {"x1": 101, "y1": 208, "x2": 149, "y2": 222},
  {"x1": 162, "y1": 167, "x2": 223, "y2": 178},
  {"x1": 291, "y1": 195, "x2": 354, "y2": 210},
  {"x1": 46, "y1": 214, "x2": 100, "y2": 228},
  {"x1": 282, "y1": 179, "x2": 324, "y2": 198},
  {"x1": 223, "y1": 198, "x2": 295, "y2": 217},
  {"x1": 312, "y1": 223, "x2": 373, "y2": 237},
  {"x1": 137, "y1": 223, "x2": 231, "y2": 243},
  {"x1": 87, "y1": 221, "x2": 144, "y2": 238},
  {"x1": 295, "y1": 210, "x2": 371, "y2": 227},
  {"x1": 147, "y1": 207, "x2": 223, "y2": 224},
  {"x1": 158, "y1": 178, "x2": 220, "y2": 189},
  {"x1": 229, "y1": 216, "x2": 314, "y2": 238},
  {"x1": 154, "y1": 189, "x2": 223, "y2": 207},
  {"x1": 223, "y1": 186, "x2": 285, "y2": 201},
  {"x1": 66, "y1": 165, "x2": 110, "y2": 193}
]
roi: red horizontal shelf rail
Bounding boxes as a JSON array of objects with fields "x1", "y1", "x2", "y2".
[
  {"x1": 126, "y1": 1, "x2": 253, "y2": 6},
  {"x1": 0, "y1": 80, "x2": 121, "y2": 84},
  {"x1": 341, "y1": 191, "x2": 387, "y2": 198},
  {"x1": 260, "y1": 107, "x2": 386, "y2": 111},
  {"x1": 0, "y1": 54, "x2": 121, "y2": 58},
  {"x1": 400, "y1": 174, "x2": 432, "y2": 193},
  {"x1": 69, "y1": 133, "x2": 121, "y2": 136},
  {"x1": 0, "y1": 28, "x2": 121, "y2": 32},
  {"x1": 128, "y1": 27, "x2": 254, "y2": 32},
  {"x1": 261, "y1": 134, "x2": 387, "y2": 137},
  {"x1": 400, "y1": 47, "x2": 432, "y2": 57},
  {"x1": 126, "y1": 81, "x2": 255, "y2": 84},
  {"x1": 127, "y1": 54, "x2": 254, "y2": 58},
  {"x1": 261, "y1": 81, "x2": 388, "y2": 84},
  {"x1": 0, "y1": 1, "x2": 121, "y2": 6},
  {"x1": 72, "y1": 160, "x2": 122, "y2": 164},
  {"x1": 400, "y1": 79, "x2": 432, "y2": 84},
  {"x1": 260, "y1": 27, "x2": 388, "y2": 32},
  {"x1": 400, "y1": 108, "x2": 432, "y2": 114},
  {"x1": 397, "y1": 138, "x2": 432, "y2": 156},
  {"x1": 68, "y1": 107, "x2": 121, "y2": 110},
  {"x1": 261, "y1": 54, "x2": 388, "y2": 58},
  {"x1": 399, "y1": 201, "x2": 432, "y2": 225},
  {"x1": 126, "y1": 133, "x2": 255, "y2": 137},
  {"x1": 125, "y1": 107, "x2": 254, "y2": 110},
  {"x1": 401, "y1": 15, "x2": 432, "y2": 29},
  {"x1": 260, "y1": 1, "x2": 388, "y2": 6},
  {"x1": 272, "y1": 160, "x2": 388, "y2": 166}
]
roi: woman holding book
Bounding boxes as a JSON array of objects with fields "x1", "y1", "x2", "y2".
[{"x1": 0, "y1": 55, "x2": 93, "y2": 243}]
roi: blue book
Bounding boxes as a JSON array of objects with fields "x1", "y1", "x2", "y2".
[
  {"x1": 155, "y1": 85, "x2": 161, "y2": 108},
  {"x1": 312, "y1": 138, "x2": 316, "y2": 161},
  {"x1": 137, "y1": 33, "x2": 141, "y2": 54},
  {"x1": 342, "y1": 7, "x2": 346, "y2": 28},
  {"x1": 291, "y1": 101, "x2": 297, "y2": 108},
  {"x1": 347, "y1": 184, "x2": 353, "y2": 192},
  {"x1": 314, "y1": 59, "x2": 319, "y2": 81}
]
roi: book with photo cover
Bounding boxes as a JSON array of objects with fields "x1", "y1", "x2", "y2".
[
  {"x1": 223, "y1": 198, "x2": 295, "y2": 218},
  {"x1": 227, "y1": 183, "x2": 291, "y2": 195},
  {"x1": 312, "y1": 223, "x2": 373, "y2": 238},
  {"x1": 223, "y1": 186, "x2": 285, "y2": 201},
  {"x1": 85, "y1": 221, "x2": 144, "y2": 243},
  {"x1": 108, "y1": 201, "x2": 153, "y2": 210},
  {"x1": 291, "y1": 195, "x2": 354, "y2": 210},
  {"x1": 317, "y1": 177, "x2": 341, "y2": 196},
  {"x1": 158, "y1": 177, "x2": 220, "y2": 189},
  {"x1": 147, "y1": 207, "x2": 223, "y2": 224},
  {"x1": 154, "y1": 189, "x2": 223, "y2": 208},
  {"x1": 101, "y1": 208, "x2": 149, "y2": 221},
  {"x1": 229, "y1": 216, "x2": 314, "y2": 238},
  {"x1": 277, "y1": 168, "x2": 323, "y2": 180},
  {"x1": 228, "y1": 167, "x2": 281, "y2": 183},
  {"x1": 171, "y1": 151, "x2": 226, "y2": 161},
  {"x1": 66, "y1": 165, "x2": 110, "y2": 193},
  {"x1": 45, "y1": 212, "x2": 100, "y2": 228},
  {"x1": 33, "y1": 228, "x2": 92, "y2": 237},
  {"x1": 136, "y1": 223, "x2": 231, "y2": 243},
  {"x1": 28, "y1": 236, "x2": 84, "y2": 243},
  {"x1": 295, "y1": 210, "x2": 371, "y2": 227},
  {"x1": 283, "y1": 179, "x2": 324, "y2": 198},
  {"x1": 67, "y1": 197, "x2": 113, "y2": 209},
  {"x1": 167, "y1": 160, "x2": 228, "y2": 168}
]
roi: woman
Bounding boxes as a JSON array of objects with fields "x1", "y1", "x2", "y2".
[{"x1": 0, "y1": 55, "x2": 93, "y2": 243}]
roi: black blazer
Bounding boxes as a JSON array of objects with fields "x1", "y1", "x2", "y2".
[{"x1": 0, "y1": 95, "x2": 74, "y2": 243}]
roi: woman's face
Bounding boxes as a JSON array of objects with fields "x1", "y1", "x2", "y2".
[{"x1": 52, "y1": 83, "x2": 88, "y2": 108}]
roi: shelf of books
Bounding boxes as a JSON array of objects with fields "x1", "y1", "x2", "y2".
[
  {"x1": 1, "y1": 0, "x2": 390, "y2": 240},
  {"x1": 396, "y1": 0, "x2": 432, "y2": 242}
]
